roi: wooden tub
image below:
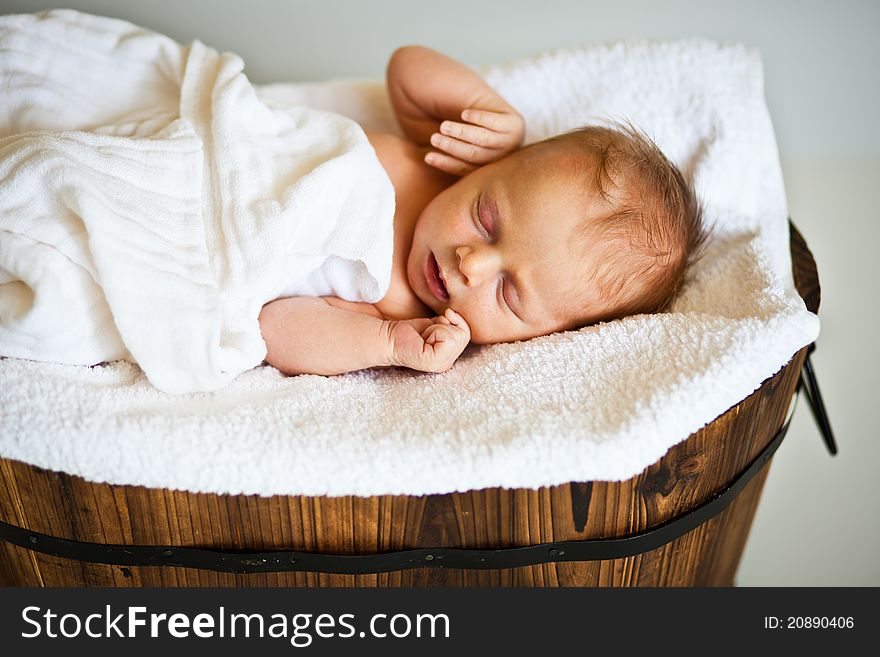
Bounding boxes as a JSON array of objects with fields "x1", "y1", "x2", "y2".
[{"x1": 0, "y1": 223, "x2": 820, "y2": 587}]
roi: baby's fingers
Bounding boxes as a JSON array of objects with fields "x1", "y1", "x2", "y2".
[
  {"x1": 461, "y1": 108, "x2": 521, "y2": 134},
  {"x1": 430, "y1": 132, "x2": 498, "y2": 165},
  {"x1": 405, "y1": 318, "x2": 435, "y2": 333},
  {"x1": 424, "y1": 150, "x2": 476, "y2": 177},
  {"x1": 444, "y1": 308, "x2": 471, "y2": 341},
  {"x1": 423, "y1": 324, "x2": 446, "y2": 345},
  {"x1": 439, "y1": 120, "x2": 508, "y2": 149},
  {"x1": 422, "y1": 309, "x2": 470, "y2": 343},
  {"x1": 422, "y1": 323, "x2": 466, "y2": 351}
]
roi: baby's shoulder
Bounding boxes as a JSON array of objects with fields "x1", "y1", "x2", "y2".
[
  {"x1": 365, "y1": 130, "x2": 452, "y2": 193},
  {"x1": 365, "y1": 130, "x2": 424, "y2": 180}
]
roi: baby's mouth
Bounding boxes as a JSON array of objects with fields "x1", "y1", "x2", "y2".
[{"x1": 426, "y1": 252, "x2": 449, "y2": 301}]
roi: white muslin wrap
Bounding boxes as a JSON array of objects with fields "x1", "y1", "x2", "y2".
[{"x1": 0, "y1": 10, "x2": 395, "y2": 394}]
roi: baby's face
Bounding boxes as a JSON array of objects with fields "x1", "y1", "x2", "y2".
[{"x1": 406, "y1": 143, "x2": 610, "y2": 344}]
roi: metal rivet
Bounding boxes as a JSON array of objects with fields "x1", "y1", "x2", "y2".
[
  {"x1": 289, "y1": 558, "x2": 297, "y2": 564},
  {"x1": 549, "y1": 547, "x2": 559, "y2": 556},
  {"x1": 29, "y1": 535, "x2": 38, "y2": 544},
  {"x1": 425, "y1": 554, "x2": 434, "y2": 561},
  {"x1": 241, "y1": 558, "x2": 267, "y2": 566},
  {"x1": 162, "y1": 549, "x2": 173, "y2": 557}
]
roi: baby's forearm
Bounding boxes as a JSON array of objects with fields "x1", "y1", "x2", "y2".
[
  {"x1": 386, "y1": 46, "x2": 515, "y2": 146},
  {"x1": 258, "y1": 297, "x2": 391, "y2": 376}
]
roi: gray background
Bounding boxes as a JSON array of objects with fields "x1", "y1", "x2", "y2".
[{"x1": 1, "y1": 0, "x2": 876, "y2": 585}]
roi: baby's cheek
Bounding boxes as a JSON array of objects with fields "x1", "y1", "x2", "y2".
[
  {"x1": 452, "y1": 310, "x2": 481, "y2": 343},
  {"x1": 454, "y1": 301, "x2": 506, "y2": 344}
]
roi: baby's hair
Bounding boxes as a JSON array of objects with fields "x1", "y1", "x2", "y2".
[{"x1": 542, "y1": 123, "x2": 711, "y2": 325}]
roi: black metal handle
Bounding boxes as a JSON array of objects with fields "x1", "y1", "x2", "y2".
[{"x1": 799, "y1": 343, "x2": 837, "y2": 456}]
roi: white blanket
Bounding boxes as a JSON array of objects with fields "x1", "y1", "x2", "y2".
[
  {"x1": 0, "y1": 10, "x2": 395, "y2": 394},
  {"x1": 0, "y1": 10, "x2": 819, "y2": 496}
]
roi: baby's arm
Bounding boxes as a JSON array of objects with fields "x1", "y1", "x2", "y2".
[
  {"x1": 386, "y1": 46, "x2": 524, "y2": 176},
  {"x1": 259, "y1": 297, "x2": 470, "y2": 376}
]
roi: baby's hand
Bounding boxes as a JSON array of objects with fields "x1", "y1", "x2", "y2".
[
  {"x1": 425, "y1": 108, "x2": 525, "y2": 177},
  {"x1": 385, "y1": 309, "x2": 471, "y2": 373}
]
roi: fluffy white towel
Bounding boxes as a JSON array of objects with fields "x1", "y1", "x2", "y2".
[
  {"x1": 0, "y1": 11, "x2": 819, "y2": 496},
  {"x1": 0, "y1": 10, "x2": 395, "y2": 394}
]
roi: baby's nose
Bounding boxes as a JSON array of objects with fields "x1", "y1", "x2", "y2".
[{"x1": 456, "y1": 244, "x2": 500, "y2": 287}]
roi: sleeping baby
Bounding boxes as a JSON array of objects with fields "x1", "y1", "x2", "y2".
[
  {"x1": 0, "y1": 11, "x2": 708, "y2": 392},
  {"x1": 259, "y1": 46, "x2": 709, "y2": 376}
]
